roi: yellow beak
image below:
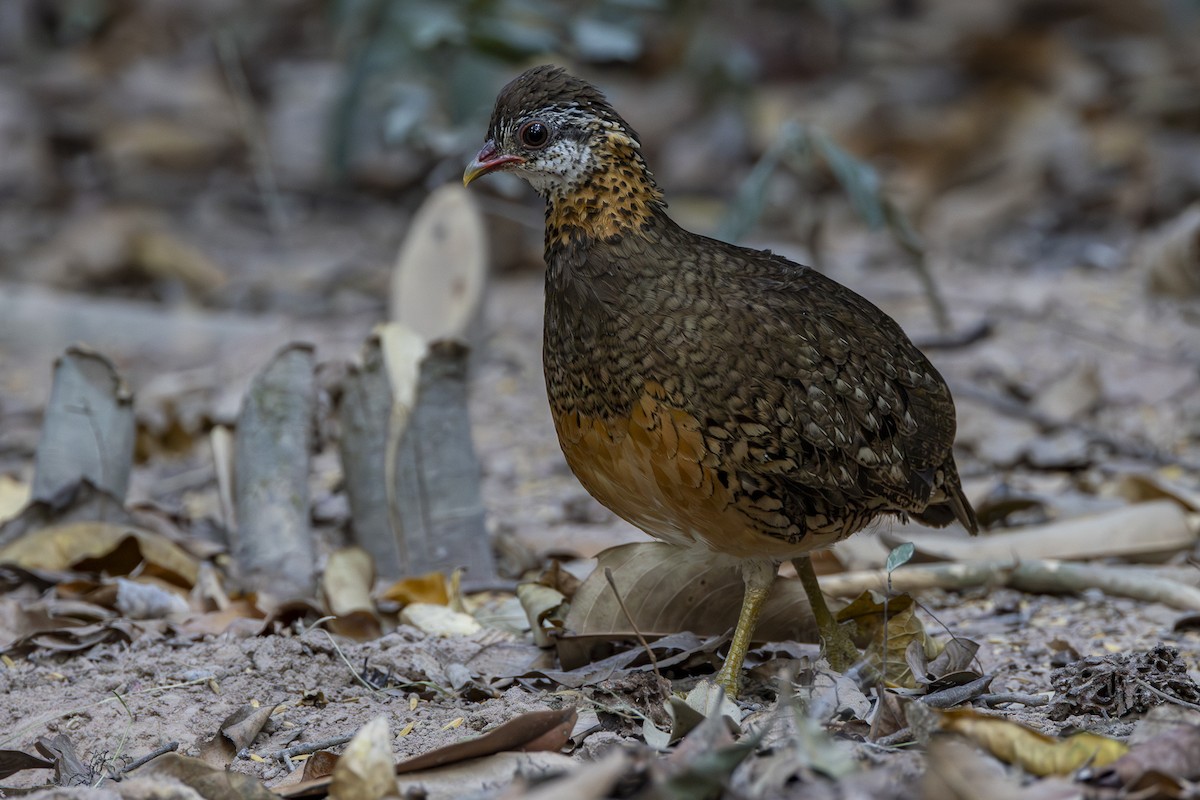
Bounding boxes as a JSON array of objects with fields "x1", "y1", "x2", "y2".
[{"x1": 463, "y1": 140, "x2": 525, "y2": 186}]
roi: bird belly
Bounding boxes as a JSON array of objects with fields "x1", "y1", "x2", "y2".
[{"x1": 552, "y1": 383, "x2": 854, "y2": 560}]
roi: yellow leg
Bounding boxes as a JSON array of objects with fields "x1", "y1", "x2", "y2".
[
  {"x1": 793, "y1": 555, "x2": 858, "y2": 672},
  {"x1": 713, "y1": 559, "x2": 776, "y2": 697}
]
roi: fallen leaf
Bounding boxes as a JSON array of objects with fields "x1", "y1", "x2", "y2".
[
  {"x1": 939, "y1": 707, "x2": 1127, "y2": 776},
  {"x1": 0, "y1": 748, "x2": 54, "y2": 780},
  {"x1": 565, "y1": 542, "x2": 815, "y2": 654},
  {"x1": 0, "y1": 521, "x2": 199, "y2": 587},
  {"x1": 516, "y1": 582, "x2": 567, "y2": 648},
  {"x1": 394, "y1": 706, "x2": 577, "y2": 774},
  {"x1": 836, "y1": 591, "x2": 934, "y2": 688},
  {"x1": 199, "y1": 703, "x2": 279, "y2": 767},
  {"x1": 142, "y1": 751, "x2": 277, "y2": 799},
  {"x1": 322, "y1": 547, "x2": 381, "y2": 640},
  {"x1": 329, "y1": 717, "x2": 397, "y2": 800},
  {"x1": 381, "y1": 572, "x2": 449, "y2": 606},
  {"x1": 1088, "y1": 723, "x2": 1200, "y2": 785}
]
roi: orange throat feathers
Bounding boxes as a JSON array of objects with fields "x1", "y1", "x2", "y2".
[{"x1": 545, "y1": 134, "x2": 664, "y2": 246}]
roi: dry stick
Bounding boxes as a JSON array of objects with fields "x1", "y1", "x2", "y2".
[
  {"x1": 603, "y1": 567, "x2": 662, "y2": 682},
  {"x1": 272, "y1": 734, "x2": 355, "y2": 763},
  {"x1": 116, "y1": 742, "x2": 179, "y2": 777},
  {"x1": 976, "y1": 692, "x2": 1050, "y2": 708},
  {"x1": 819, "y1": 560, "x2": 1200, "y2": 612}
]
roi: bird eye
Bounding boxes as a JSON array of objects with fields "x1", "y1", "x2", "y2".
[{"x1": 519, "y1": 121, "x2": 550, "y2": 149}]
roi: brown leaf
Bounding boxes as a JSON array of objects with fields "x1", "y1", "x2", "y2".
[
  {"x1": 0, "y1": 521, "x2": 200, "y2": 587},
  {"x1": 199, "y1": 703, "x2": 279, "y2": 767},
  {"x1": 566, "y1": 542, "x2": 815, "y2": 644},
  {"x1": 330, "y1": 717, "x2": 397, "y2": 800},
  {"x1": 143, "y1": 752, "x2": 277, "y2": 799},
  {"x1": 380, "y1": 571, "x2": 449, "y2": 606},
  {"x1": 0, "y1": 749, "x2": 54, "y2": 780},
  {"x1": 1089, "y1": 724, "x2": 1200, "y2": 784},
  {"x1": 322, "y1": 547, "x2": 381, "y2": 640},
  {"x1": 394, "y1": 707, "x2": 577, "y2": 774},
  {"x1": 939, "y1": 707, "x2": 1128, "y2": 776}
]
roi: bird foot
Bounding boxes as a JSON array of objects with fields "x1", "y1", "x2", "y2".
[
  {"x1": 712, "y1": 666, "x2": 741, "y2": 698},
  {"x1": 821, "y1": 620, "x2": 860, "y2": 673}
]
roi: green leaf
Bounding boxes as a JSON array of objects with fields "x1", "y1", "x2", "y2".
[{"x1": 885, "y1": 542, "x2": 915, "y2": 574}]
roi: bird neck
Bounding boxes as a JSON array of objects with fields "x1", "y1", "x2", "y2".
[{"x1": 542, "y1": 133, "x2": 666, "y2": 250}]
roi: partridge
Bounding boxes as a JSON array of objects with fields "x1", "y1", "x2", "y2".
[{"x1": 465, "y1": 65, "x2": 978, "y2": 695}]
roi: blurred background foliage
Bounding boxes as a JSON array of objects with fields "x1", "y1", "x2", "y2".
[{"x1": 1, "y1": 0, "x2": 1199, "y2": 312}]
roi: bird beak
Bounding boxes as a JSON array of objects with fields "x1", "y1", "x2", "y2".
[{"x1": 463, "y1": 140, "x2": 525, "y2": 186}]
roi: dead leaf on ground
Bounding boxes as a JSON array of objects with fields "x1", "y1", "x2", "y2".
[
  {"x1": 322, "y1": 547, "x2": 381, "y2": 640},
  {"x1": 922, "y1": 735, "x2": 1078, "y2": 800},
  {"x1": 329, "y1": 717, "x2": 397, "y2": 800},
  {"x1": 394, "y1": 706, "x2": 576, "y2": 774},
  {"x1": 0, "y1": 476, "x2": 29, "y2": 525},
  {"x1": 0, "y1": 521, "x2": 200, "y2": 588},
  {"x1": 142, "y1": 751, "x2": 277, "y2": 799},
  {"x1": 565, "y1": 542, "x2": 815, "y2": 658},
  {"x1": 274, "y1": 708, "x2": 577, "y2": 799},
  {"x1": 1087, "y1": 723, "x2": 1200, "y2": 787},
  {"x1": 0, "y1": 748, "x2": 54, "y2": 780},
  {"x1": 836, "y1": 591, "x2": 935, "y2": 688},
  {"x1": 938, "y1": 707, "x2": 1127, "y2": 776},
  {"x1": 199, "y1": 703, "x2": 280, "y2": 767},
  {"x1": 643, "y1": 680, "x2": 741, "y2": 749},
  {"x1": 380, "y1": 571, "x2": 449, "y2": 606},
  {"x1": 516, "y1": 581, "x2": 567, "y2": 648}
]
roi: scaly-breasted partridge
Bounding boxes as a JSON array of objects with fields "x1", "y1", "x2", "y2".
[{"x1": 465, "y1": 65, "x2": 978, "y2": 696}]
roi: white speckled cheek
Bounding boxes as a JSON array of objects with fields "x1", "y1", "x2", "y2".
[{"x1": 521, "y1": 140, "x2": 593, "y2": 195}]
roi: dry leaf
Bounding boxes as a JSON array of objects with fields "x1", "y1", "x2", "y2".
[
  {"x1": 395, "y1": 707, "x2": 577, "y2": 774},
  {"x1": 566, "y1": 542, "x2": 815, "y2": 644},
  {"x1": 0, "y1": 522, "x2": 199, "y2": 587},
  {"x1": 0, "y1": 476, "x2": 29, "y2": 525},
  {"x1": 399, "y1": 602, "x2": 481, "y2": 637},
  {"x1": 330, "y1": 717, "x2": 398, "y2": 800},
  {"x1": 322, "y1": 547, "x2": 381, "y2": 640},
  {"x1": 836, "y1": 591, "x2": 934, "y2": 688},
  {"x1": 198, "y1": 703, "x2": 279, "y2": 767},
  {"x1": 939, "y1": 707, "x2": 1127, "y2": 776},
  {"x1": 390, "y1": 184, "x2": 487, "y2": 342},
  {"x1": 0, "y1": 749, "x2": 54, "y2": 780},
  {"x1": 1089, "y1": 724, "x2": 1200, "y2": 785},
  {"x1": 142, "y1": 752, "x2": 277, "y2": 799},
  {"x1": 516, "y1": 582, "x2": 567, "y2": 648},
  {"x1": 381, "y1": 572, "x2": 449, "y2": 606}
]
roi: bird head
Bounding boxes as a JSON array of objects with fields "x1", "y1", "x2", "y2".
[{"x1": 463, "y1": 65, "x2": 655, "y2": 203}]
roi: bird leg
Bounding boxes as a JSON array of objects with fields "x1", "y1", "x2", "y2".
[
  {"x1": 792, "y1": 555, "x2": 858, "y2": 672},
  {"x1": 713, "y1": 558, "x2": 776, "y2": 697}
]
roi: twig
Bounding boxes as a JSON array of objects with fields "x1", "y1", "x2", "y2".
[
  {"x1": 1134, "y1": 677, "x2": 1200, "y2": 714},
  {"x1": 603, "y1": 567, "x2": 661, "y2": 682},
  {"x1": 912, "y1": 319, "x2": 993, "y2": 351},
  {"x1": 819, "y1": 560, "x2": 1200, "y2": 612},
  {"x1": 272, "y1": 734, "x2": 355, "y2": 762},
  {"x1": 975, "y1": 692, "x2": 1050, "y2": 708},
  {"x1": 115, "y1": 742, "x2": 178, "y2": 777},
  {"x1": 921, "y1": 674, "x2": 993, "y2": 708}
]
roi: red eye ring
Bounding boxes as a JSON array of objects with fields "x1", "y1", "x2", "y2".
[{"x1": 519, "y1": 120, "x2": 550, "y2": 149}]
